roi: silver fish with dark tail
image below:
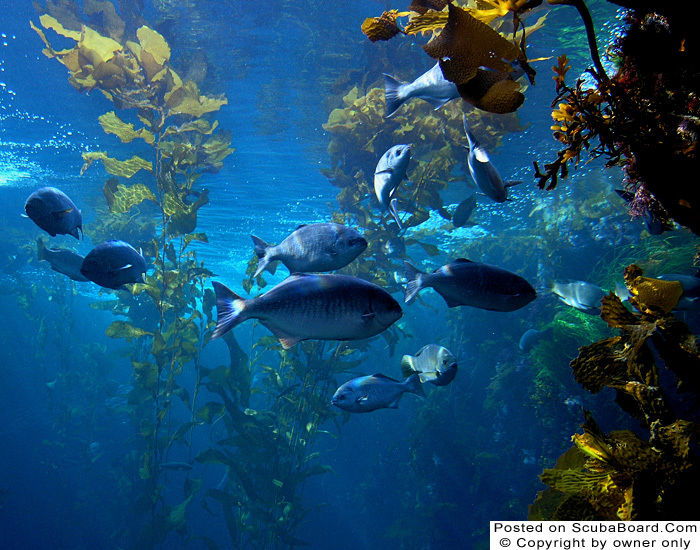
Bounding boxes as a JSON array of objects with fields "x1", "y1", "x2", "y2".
[
  {"x1": 404, "y1": 258, "x2": 537, "y2": 311},
  {"x1": 212, "y1": 273, "x2": 403, "y2": 349},
  {"x1": 551, "y1": 281, "x2": 607, "y2": 315},
  {"x1": 36, "y1": 238, "x2": 89, "y2": 282},
  {"x1": 24, "y1": 186, "x2": 83, "y2": 239},
  {"x1": 383, "y1": 62, "x2": 460, "y2": 118},
  {"x1": 463, "y1": 115, "x2": 521, "y2": 203},
  {"x1": 331, "y1": 373, "x2": 424, "y2": 413},
  {"x1": 251, "y1": 223, "x2": 367, "y2": 278},
  {"x1": 401, "y1": 344, "x2": 458, "y2": 386},
  {"x1": 374, "y1": 144, "x2": 411, "y2": 229}
]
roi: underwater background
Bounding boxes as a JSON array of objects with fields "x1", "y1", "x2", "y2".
[{"x1": 1, "y1": 1, "x2": 699, "y2": 549}]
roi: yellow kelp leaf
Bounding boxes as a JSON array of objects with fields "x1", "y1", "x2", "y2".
[
  {"x1": 167, "y1": 80, "x2": 228, "y2": 117},
  {"x1": 624, "y1": 264, "x2": 683, "y2": 314},
  {"x1": 404, "y1": 11, "x2": 448, "y2": 35},
  {"x1": 136, "y1": 26, "x2": 170, "y2": 65},
  {"x1": 163, "y1": 118, "x2": 218, "y2": 137},
  {"x1": 83, "y1": 0, "x2": 125, "y2": 42},
  {"x1": 99, "y1": 111, "x2": 155, "y2": 145},
  {"x1": 38, "y1": 14, "x2": 81, "y2": 41},
  {"x1": 162, "y1": 191, "x2": 186, "y2": 217},
  {"x1": 80, "y1": 26, "x2": 122, "y2": 65},
  {"x1": 30, "y1": 20, "x2": 76, "y2": 60},
  {"x1": 82, "y1": 151, "x2": 153, "y2": 178},
  {"x1": 106, "y1": 320, "x2": 152, "y2": 339},
  {"x1": 184, "y1": 232, "x2": 208, "y2": 249},
  {"x1": 103, "y1": 177, "x2": 158, "y2": 214}
]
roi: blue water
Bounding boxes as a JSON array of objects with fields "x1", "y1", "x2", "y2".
[{"x1": 0, "y1": 2, "x2": 693, "y2": 549}]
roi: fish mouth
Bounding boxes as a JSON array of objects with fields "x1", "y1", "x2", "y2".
[{"x1": 448, "y1": 362, "x2": 458, "y2": 370}]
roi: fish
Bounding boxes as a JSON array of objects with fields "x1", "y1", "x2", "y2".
[
  {"x1": 383, "y1": 236, "x2": 407, "y2": 258},
  {"x1": 551, "y1": 281, "x2": 607, "y2": 314},
  {"x1": 374, "y1": 144, "x2": 411, "y2": 228},
  {"x1": 24, "y1": 186, "x2": 83, "y2": 239},
  {"x1": 518, "y1": 327, "x2": 554, "y2": 352},
  {"x1": 331, "y1": 373, "x2": 425, "y2": 413},
  {"x1": 452, "y1": 195, "x2": 478, "y2": 228},
  {"x1": 251, "y1": 223, "x2": 367, "y2": 278},
  {"x1": 383, "y1": 62, "x2": 460, "y2": 118},
  {"x1": 80, "y1": 240, "x2": 148, "y2": 289},
  {"x1": 404, "y1": 258, "x2": 537, "y2": 311},
  {"x1": 211, "y1": 273, "x2": 403, "y2": 349},
  {"x1": 462, "y1": 115, "x2": 521, "y2": 203},
  {"x1": 658, "y1": 273, "x2": 700, "y2": 310},
  {"x1": 36, "y1": 238, "x2": 89, "y2": 282},
  {"x1": 400, "y1": 344, "x2": 458, "y2": 386}
]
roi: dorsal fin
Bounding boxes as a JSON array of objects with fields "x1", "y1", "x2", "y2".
[{"x1": 371, "y1": 373, "x2": 399, "y2": 382}]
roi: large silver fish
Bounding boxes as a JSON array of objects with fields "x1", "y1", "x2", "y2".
[
  {"x1": 36, "y1": 238, "x2": 89, "y2": 282},
  {"x1": 251, "y1": 223, "x2": 367, "y2": 278},
  {"x1": 212, "y1": 273, "x2": 403, "y2": 348},
  {"x1": 401, "y1": 344, "x2": 458, "y2": 386},
  {"x1": 383, "y1": 62, "x2": 461, "y2": 118},
  {"x1": 374, "y1": 144, "x2": 411, "y2": 228},
  {"x1": 463, "y1": 115, "x2": 521, "y2": 203},
  {"x1": 551, "y1": 281, "x2": 607, "y2": 314},
  {"x1": 404, "y1": 258, "x2": 537, "y2": 312},
  {"x1": 331, "y1": 373, "x2": 424, "y2": 413},
  {"x1": 24, "y1": 186, "x2": 83, "y2": 239}
]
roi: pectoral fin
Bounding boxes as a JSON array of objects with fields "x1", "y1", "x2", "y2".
[{"x1": 362, "y1": 312, "x2": 376, "y2": 322}]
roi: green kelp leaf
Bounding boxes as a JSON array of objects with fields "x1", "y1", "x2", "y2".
[
  {"x1": 184, "y1": 477, "x2": 203, "y2": 500},
  {"x1": 82, "y1": 151, "x2": 153, "y2": 178},
  {"x1": 167, "y1": 189, "x2": 210, "y2": 237},
  {"x1": 105, "y1": 320, "x2": 152, "y2": 340},
  {"x1": 170, "y1": 421, "x2": 201, "y2": 444},
  {"x1": 133, "y1": 360, "x2": 158, "y2": 392},
  {"x1": 140, "y1": 418, "x2": 155, "y2": 437},
  {"x1": 167, "y1": 493, "x2": 195, "y2": 532},
  {"x1": 163, "y1": 118, "x2": 218, "y2": 137},
  {"x1": 184, "y1": 232, "x2": 208, "y2": 249},
  {"x1": 99, "y1": 111, "x2": 155, "y2": 145},
  {"x1": 103, "y1": 177, "x2": 158, "y2": 214},
  {"x1": 196, "y1": 402, "x2": 226, "y2": 423}
]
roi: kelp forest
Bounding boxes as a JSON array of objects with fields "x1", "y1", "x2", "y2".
[{"x1": 2, "y1": 0, "x2": 699, "y2": 548}]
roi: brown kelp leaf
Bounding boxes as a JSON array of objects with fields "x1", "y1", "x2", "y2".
[
  {"x1": 133, "y1": 360, "x2": 158, "y2": 393},
  {"x1": 166, "y1": 80, "x2": 228, "y2": 117},
  {"x1": 408, "y1": 0, "x2": 448, "y2": 15},
  {"x1": 423, "y1": 4, "x2": 521, "y2": 85},
  {"x1": 99, "y1": 111, "x2": 155, "y2": 145},
  {"x1": 624, "y1": 264, "x2": 683, "y2": 314},
  {"x1": 103, "y1": 177, "x2": 158, "y2": 214},
  {"x1": 456, "y1": 68, "x2": 524, "y2": 113},
  {"x1": 361, "y1": 10, "x2": 406, "y2": 42},
  {"x1": 82, "y1": 151, "x2": 153, "y2": 178},
  {"x1": 570, "y1": 337, "x2": 629, "y2": 393},
  {"x1": 83, "y1": 0, "x2": 125, "y2": 41},
  {"x1": 600, "y1": 293, "x2": 638, "y2": 328}
]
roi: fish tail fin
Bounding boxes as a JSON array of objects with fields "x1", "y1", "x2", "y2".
[
  {"x1": 251, "y1": 235, "x2": 277, "y2": 277},
  {"x1": 36, "y1": 237, "x2": 47, "y2": 261},
  {"x1": 403, "y1": 261, "x2": 424, "y2": 304},
  {"x1": 211, "y1": 281, "x2": 248, "y2": 339},
  {"x1": 383, "y1": 73, "x2": 406, "y2": 118},
  {"x1": 505, "y1": 180, "x2": 523, "y2": 189},
  {"x1": 405, "y1": 373, "x2": 426, "y2": 398},
  {"x1": 389, "y1": 197, "x2": 403, "y2": 230},
  {"x1": 400, "y1": 355, "x2": 416, "y2": 379}
]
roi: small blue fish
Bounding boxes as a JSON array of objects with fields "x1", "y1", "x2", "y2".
[
  {"x1": 36, "y1": 238, "x2": 89, "y2": 282},
  {"x1": 24, "y1": 187, "x2": 83, "y2": 239},
  {"x1": 452, "y1": 195, "x2": 478, "y2": 228},
  {"x1": 80, "y1": 240, "x2": 147, "y2": 289},
  {"x1": 331, "y1": 373, "x2": 424, "y2": 413},
  {"x1": 383, "y1": 62, "x2": 461, "y2": 118},
  {"x1": 374, "y1": 145, "x2": 411, "y2": 228},
  {"x1": 462, "y1": 116, "x2": 521, "y2": 203}
]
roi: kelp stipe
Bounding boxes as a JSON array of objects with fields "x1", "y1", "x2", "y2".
[{"x1": 32, "y1": 2, "x2": 231, "y2": 546}]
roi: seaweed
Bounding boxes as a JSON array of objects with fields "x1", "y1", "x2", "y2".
[{"x1": 531, "y1": 265, "x2": 700, "y2": 520}]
